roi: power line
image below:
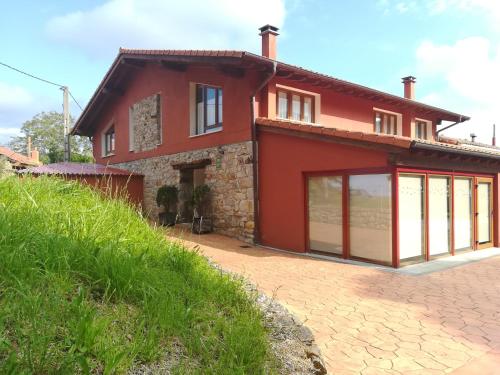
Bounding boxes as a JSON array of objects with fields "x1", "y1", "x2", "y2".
[
  {"x1": 0, "y1": 61, "x2": 63, "y2": 88},
  {"x1": 0, "y1": 60, "x2": 84, "y2": 111}
]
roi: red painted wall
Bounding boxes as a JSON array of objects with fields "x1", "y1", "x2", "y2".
[
  {"x1": 262, "y1": 78, "x2": 440, "y2": 139},
  {"x1": 69, "y1": 175, "x2": 144, "y2": 207},
  {"x1": 258, "y1": 131, "x2": 390, "y2": 252},
  {"x1": 92, "y1": 63, "x2": 262, "y2": 164}
]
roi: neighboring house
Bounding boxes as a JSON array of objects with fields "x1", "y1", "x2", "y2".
[
  {"x1": 0, "y1": 146, "x2": 40, "y2": 170},
  {"x1": 72, "y1": 25, "x2": 500, "y2": 267}
]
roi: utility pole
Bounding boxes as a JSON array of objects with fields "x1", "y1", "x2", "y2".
[{"x1": 62, "y1": 86, "x2": 70, "y2": 162}]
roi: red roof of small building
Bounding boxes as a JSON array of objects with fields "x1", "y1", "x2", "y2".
[
  {"x1": 20, "y1": 162, "x2": 143, "y2": 176},
  {"x1": 0, "y1": 146, "x2": 40, "y2": 167}
]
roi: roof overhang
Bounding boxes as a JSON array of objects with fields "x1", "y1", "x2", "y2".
[{"x1": 73, "y1": 49, "x2": 470, "y2": 137}]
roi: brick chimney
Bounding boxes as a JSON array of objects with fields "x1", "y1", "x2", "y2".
[
  {"x1": 402, "y1": 76, "x2": 416, "y2": 100},
  {"x1": 31, "y1": 148, "x2": 39, "y2": 163},
  {"x1": 259, "y1": 24, "x2": 279, "y2": 60}
]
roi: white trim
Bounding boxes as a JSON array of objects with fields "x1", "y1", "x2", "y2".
[
  {"x1": 373, "y1": 107, "x2": 403, "y2": 135},
  {"x1": 188, "y1": 128, "x2": 223, "y2": 138},
  {"x1": 275, "y1": 84, "x2": 321, "y2": 124},
  {"x1": 415, "y1": 117, "x2": 433, "y2": 140},
  {"x1": 101, "y1": 121, "x2": 114, "y2": 157}
]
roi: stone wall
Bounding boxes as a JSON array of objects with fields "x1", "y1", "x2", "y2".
[
  {"x1": 131, "y1": 94, "x2": 161, "y2": 152},
  {"x1": 113, "y1": 141, "x2": 255, "y2": 242}
]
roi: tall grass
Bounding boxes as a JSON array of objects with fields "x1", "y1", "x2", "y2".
[{"x1": 0, "y1": 176, "x2": 276, "y2": 374}]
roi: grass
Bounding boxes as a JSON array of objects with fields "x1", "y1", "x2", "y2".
[{"x1": 0, "y1": 176, "x2": 277, "y2": 374}]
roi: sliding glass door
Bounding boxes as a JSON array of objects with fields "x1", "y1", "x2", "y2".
[
  {"x1": 308, "y1": 176, "x2": 343, "y2": 254},
  {"x1": 398, "y1": 174, "x2": 426, "y2": 262},
  {"x1": 454, "y1": 178, "x2": 473, "y2": 251},
  {"x1": 477, "y1": 178, "x2": 493, "y2": 249},
  {"x1": 428, "y1": 176, "x2": 451, "y2": 257}
]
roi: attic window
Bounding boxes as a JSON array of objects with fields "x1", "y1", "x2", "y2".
[{"x1": 277, "y1": 89, "x2": 314, "y2": 123}]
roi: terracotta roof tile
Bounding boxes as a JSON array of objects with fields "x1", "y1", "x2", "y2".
[
  {"x1": 20, "y1": 163, "x2": 143, "y2": 176},
  {"x1": 0, "y1": 146, "x2": 40, "y2": 166}
]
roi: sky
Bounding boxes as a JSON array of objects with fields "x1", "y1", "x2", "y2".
[{"x1": 1, "y1": 0, "x2": 499, "y2": 146}]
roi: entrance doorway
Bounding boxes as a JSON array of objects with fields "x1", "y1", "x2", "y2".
[{"x1": 178, "y1": 167, "x2": 206, "y2": 222}]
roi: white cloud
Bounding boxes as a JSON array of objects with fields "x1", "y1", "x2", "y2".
[
  {"x1": 45, "y1": 0, "x2": 286, "y2": 58},
  {"x1": 0, "y1": 82, "x2": 33, "y2": 111},
  {"x1": 416, "y1": 37, "x2": 500, "y2": 143}
]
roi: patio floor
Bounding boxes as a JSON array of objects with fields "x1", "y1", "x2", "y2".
[{"x1": 164, "y1": 227, "x2": 500, "y2": 374}]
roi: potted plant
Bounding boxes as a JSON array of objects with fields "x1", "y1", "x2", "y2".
[
  {"x1": 191, "y1": 184, "x2": 212, "y2": 234},
  {"x1": 156, "y1": 185, "x2": 179, "y2": 226}
]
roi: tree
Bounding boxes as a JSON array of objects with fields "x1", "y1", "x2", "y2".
[{"x1": 9, "y1": 111, "x2": 93, "y2": 164}]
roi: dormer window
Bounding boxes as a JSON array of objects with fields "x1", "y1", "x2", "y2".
[{"x1": 277, "y1": 89, "x2": 314, "y2": 123}]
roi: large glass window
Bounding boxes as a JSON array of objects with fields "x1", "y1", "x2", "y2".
[
  {"x1": 428, "y1": 176, "x2": 451, "y2": 257},
  {"x1": 398, "y1": 175, "x2": 425, "y2": 262},
  {"x1": 415, "y1": 121, "x2": 428, "y2": 139},
  {"x1": 308, "y1": 176, "x2": 343, "y2": 254},
  {"x1": 196, "y1": 84, "x2": 222, "y2": 134},
  {"x1": 349, "y1": 174, "x2": 392, "y2": 263},
  {"x1": 277, "y1": 91, "x2": 288, "y2": 119},
  {"x1": 477, "y1": 180, "x2": 493, "y2": 245},
  {"x1": 454, "y1": 177, "x2": 473, "y2": 251}
]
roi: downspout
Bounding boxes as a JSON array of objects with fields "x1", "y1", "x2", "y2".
[
  {"x1": 435, "y1": 115, "x2": 466, "y2": 137},
  {"x1": 250, "y1": 61, "x2": 277, "y2": 244}
]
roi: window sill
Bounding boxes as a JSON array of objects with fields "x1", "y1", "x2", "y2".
[
  {"x1": 189, "y1": 128, "x2": 223, "y2": 138},
  {"x1": 102, "y1": 153, "x2": 115, "y2": 158},
  {"x1": 276, "y1": 116, "x2": 317, "y2": 126}
]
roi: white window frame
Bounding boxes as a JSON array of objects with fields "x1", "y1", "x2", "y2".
[
  {"x1": 373, "y1": 107, "x2": 403, "y2": 136},
  {"x1": 275, "y1": 84, "x2": 320, "y2": 124},
  {"x1": 101, "y1": 122, "x2": 115, "y2": 157},
  {"x1": 414, "y1": 118, "x2": 432, "y2": 140}
]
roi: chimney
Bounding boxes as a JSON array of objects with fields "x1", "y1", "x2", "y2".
[
  {"x1": 31, "y1": 148, "x2": 39, "y2": 163},
  {"x1": 259, "y1": 24, "x2": 279, "y2": 60},
  {"x1": 493, "y1": 124, "x2": 496, "y2": 146},
  {"x1": 402, "y1": 76, "x2": 416, "y2": 100},
  {"x1": 27, "y1": 136, "x2": 32, "y2": 158},
  {"x1": 470, "y1": 133, "x2": 477, "y2": 143}
]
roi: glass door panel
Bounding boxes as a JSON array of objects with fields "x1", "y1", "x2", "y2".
[
  {"x1": 349, "y1": 174, "x2": 392, "y2": 263},
  {"x1": 398, "y1": 175, "x2": 426, "y2": 261},
  {"x1": 454, "y1": 178, "x2": 473, "y2": 251},
  {"x1": 308, "y1": 176, "x2": 343, "y2": 254},
  {"x1": 428, "y1": 176, "x2": 451, "y2": 256},
  {"x1": 477, "y1": 179, "x2": 493, "y2": 248}
]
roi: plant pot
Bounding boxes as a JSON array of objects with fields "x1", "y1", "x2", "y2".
[{"x1": 159, "y1": 212, "x2": 177, "y2": 227}]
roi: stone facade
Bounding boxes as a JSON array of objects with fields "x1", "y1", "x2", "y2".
[
  {"x1": 131, "y1": 94, "x2": 161, "y2": 152},
  {"x1": 113, "y1": 141, "x2": 255, "y2": 242}
]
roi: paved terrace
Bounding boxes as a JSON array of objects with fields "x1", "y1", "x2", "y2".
[{"x1": 164, "y1": 228, "x2": 500, "y2": 374}]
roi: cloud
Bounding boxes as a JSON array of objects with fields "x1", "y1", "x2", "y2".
[
  {"x1": 416, "y1": 37, "x2": 500, "y2": 142},
  {"x1": 0, "y1": 82, "x2": 33, "y2": 111},
  {"x1": 45, "y1": 0, "x2": 286, "y2": 58}
]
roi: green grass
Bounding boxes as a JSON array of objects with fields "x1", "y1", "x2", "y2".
[{"x1": 0, "y1": 176, "x2": 277, "y2": 374}]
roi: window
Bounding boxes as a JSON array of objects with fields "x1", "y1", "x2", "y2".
[
  {"x1": 374, "y1": 111, "x2": 397, "y2": 135},
  {"x1": 349, "y1": 174, "x2": 393, "y2": 263},
  {"x1": 415, "y1": 120, "x2": 428, "y2": 139},
  {"x1": 276, "y1": 90, "x2": 314, "y2": 123},
  {"x1": 104, "y1": 126, "x2": 115, "y2": 156},
  {"x1": 196, "y1": 84, "x2": 222, "y2": 135}
]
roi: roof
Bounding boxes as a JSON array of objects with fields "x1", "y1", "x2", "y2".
[
  {"x1": 256, "y1": 117, "x2": 500, "y2": 161},
  {"x1": 0, "y1": 146, "x2": 40, "y2": 167},
  {"x1": 72, "y1": 49, "x2": 469, "y2": 136},
  {"x1": 19, "y1": 162, "x2": 143, "y2": 176}
]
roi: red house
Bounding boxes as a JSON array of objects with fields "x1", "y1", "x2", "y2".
[{"x1": 72, "y1": 25, "x2": 500, "y2": 267}]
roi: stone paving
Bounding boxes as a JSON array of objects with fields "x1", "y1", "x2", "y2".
[{"x1": 165, "y1": 228, "x2": 500, "y2": 374}]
